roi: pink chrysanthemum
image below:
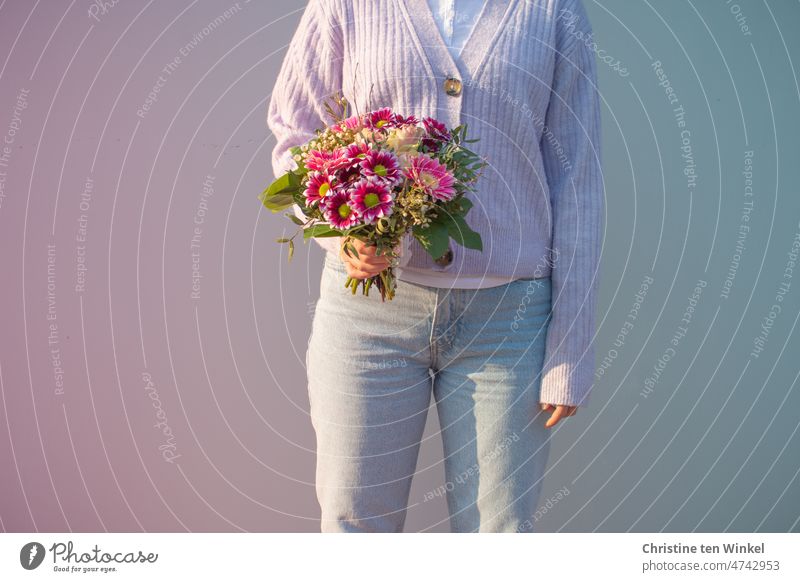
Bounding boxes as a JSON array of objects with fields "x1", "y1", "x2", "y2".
[
  {"x1": 421, "y1": 116, "x2": 452, "y2": 152},
  {"x1": 422, "y1": 117, "x2": 452, "y2": 141},
  {"x1": 342, "y1": 114, "x2": 365, "y2": 130},
  {"x1": 322, "y1": 189, "x2": 361, "y2": 229},
  {"x1": 344, "y1": 141, "x2": 371, "y2": 161},
  {"x1": 305, "y1": 148, "x2": 349, "y2": 173},
  {"x1": 349, "y1": 179, "x2": 393, "y2": 224},
  {"x1": 365, "y1": 107, "x2": 396, "y2": 130},
  {"x1": 331, "y1": 114, "x2": 364, "y2": 132},
  {"x1": 360, "y1": 149, "x2": 401, "y2": 184},
  {"x1": 335, "y1": 144, "x2": 371, "y2": 185},
  {"x1": 337, "y1": 164, "x2": 364, "y2": 187},
  {"x1": 403, "y1": 154, "x2": 456, "y2": 201},
  {"x1": 394, "y1": 113, "x2": 419, "y2": 127},
  {"x1": 303, "y1": 172, "x2": 334, "y2": 207}
]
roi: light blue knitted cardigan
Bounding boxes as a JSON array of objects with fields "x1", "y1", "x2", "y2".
[{"x1": 268, "y1": 0, "x2": 604, "y2": 407}]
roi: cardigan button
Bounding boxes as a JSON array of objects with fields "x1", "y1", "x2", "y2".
[
  {"x1": 435, "y1": 247, "x2": 453, "y2": 266},
  {"x1": 443, "y1": 76, "x2": 462, "y2": 97}
]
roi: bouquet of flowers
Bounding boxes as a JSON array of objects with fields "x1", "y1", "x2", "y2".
[{"x1": 260, "y1": 95, "x2": 486, "y2": 301}]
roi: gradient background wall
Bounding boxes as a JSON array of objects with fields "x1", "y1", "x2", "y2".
[{"x1": 0, "y1": 0, "x2": 798, "y2": 533}]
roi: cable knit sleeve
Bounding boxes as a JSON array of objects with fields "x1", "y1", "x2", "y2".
[
  {"x1": 267, "y1": 0, "x2": 343, "y2": 256},
  {"x1": 538, "y1": 0, "x2": 604, "y2": 407}
]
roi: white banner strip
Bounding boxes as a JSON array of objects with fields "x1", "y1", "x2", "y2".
[{"x1": 1, "y1": 532, "x2": 798, "y2": 581}]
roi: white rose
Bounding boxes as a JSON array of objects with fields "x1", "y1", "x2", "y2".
[{"x1": 386, "y1": 125, "x2": 425, "y2": 154}]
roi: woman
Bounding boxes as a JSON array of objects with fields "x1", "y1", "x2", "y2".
[{"x1": 268, "y1": 0, "x2": 603, "y2": 532}]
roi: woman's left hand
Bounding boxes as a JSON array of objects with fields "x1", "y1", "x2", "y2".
[{"x1": 540, "y1": 403, "x2": 577, "y2": 428}]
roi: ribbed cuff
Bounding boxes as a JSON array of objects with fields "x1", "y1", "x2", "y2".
[{"x1": 539, "y1": 349, "x2": 595, "y2": 407}]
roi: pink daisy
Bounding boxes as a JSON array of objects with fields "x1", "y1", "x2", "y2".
[
  {"x1": 305, "y1": 148, "x2": 349, "y2": 173},
  {"x1": 349, "y1": 179, "x2": 394, "y2": 224},
  {"x1": 421, "y1": 116, "x2": 452, "y2": 152},
  {"x1": 422, "y1": 117, "x2": 451, "y2": 141},
  {"x1": 303, "y1": 172, "x2": 334, "y2": 207},
  {"x1": 344, "y1": 141, "x2": 371, "y2": 161},
  {"x1": 342, "y1": 114, "x2": 365, "y2": 130},
  {"x1": 331, "y1": 114, "x2": 364, "y2": 132},
  {"x1": 335, "y1": 144, "x2": 371, "y2": 185},
  {"x1": 337, "y1": 163, "x2": 364, "y2": 187},
  {"x1": 403, "y1": 154, "x2": 456, "y2": 201},
  {"x1": 360, "y1": 149, "x2": 401, "y2": 184},
  {"x1": 365, "y1": 107, "x2": 396, "y2": 130},
  {"x1": 395, "y1": 113, "x2": 419, "y2": 127},
  {"x1": 322, "y1": 189, "x2": 361, "y2": 229}
]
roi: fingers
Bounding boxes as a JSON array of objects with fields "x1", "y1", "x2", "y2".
[
  {"x1": 354, "y1": 241, "x2": 380, "y2": 257},
  {"x1": 341, "y1": 239, "x2": 391, "y2": 278},
  {"x1": 541, "y1": 404, "x2": 578, "y2": 428},
  {"x1": 345, "y1": 238, "x2": 382, "y2": 258},
  {"x1": 357, "y1": 255, "x2": 391, "y2": 268},
  {"x1": 342, "y1": 257, "x2": 390, "y2": 279},
  {"x1": 345, "y1": 265, "x2": 384, "y2": 279},
  {"x1": 343, "y1": 256, "x2": 390, "y2": 277},
  {"x1": 544, "y1": 405, "x2": 566, "y2": 428}
]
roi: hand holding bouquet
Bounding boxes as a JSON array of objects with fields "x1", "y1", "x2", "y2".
[{"x1": 260, "y1": 95, "x2": 486, "y2": 301}]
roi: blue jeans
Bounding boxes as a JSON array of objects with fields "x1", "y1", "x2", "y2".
[{"x1": 306, "y1": 253, "x2": 554, "y2": 532}]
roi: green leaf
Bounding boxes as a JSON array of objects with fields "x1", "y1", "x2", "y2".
[
  {"x1": 344, "y1": 242, "x2": 359, "y2": 259},
  {"x1": 457, "y1": 196, "x2": 474, "y2": 213},
  {"x1": 260, "y1": 192, "x2": 294, "y2": 212},
  {"x1": 259, "y1": 172, "x2": 302, "y2": 212},
  {"x1": 288, "y1": 239, "x2": 295, "y2": 262},
  {"x1": 444, "y1": 214, "x2": 483, "y2": 251},
  {"x1": 315, "y1": 229, "x2": 343, "y2": 238},
  {"x1": 287, "y1": 213, "x2": 305, "y2": 226},
  {"x1": 303, "y1": 224, "x2": 341, "y2": 239},
  {"x1": 275, "y1": 237, "x2": 292, "y2": 243},
  {"x1": 413, "y1": 220, "x2": 450, "y2": 260},
  {"x1": 268, "y1": 172, "x2": 301, "y2": 196}
]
